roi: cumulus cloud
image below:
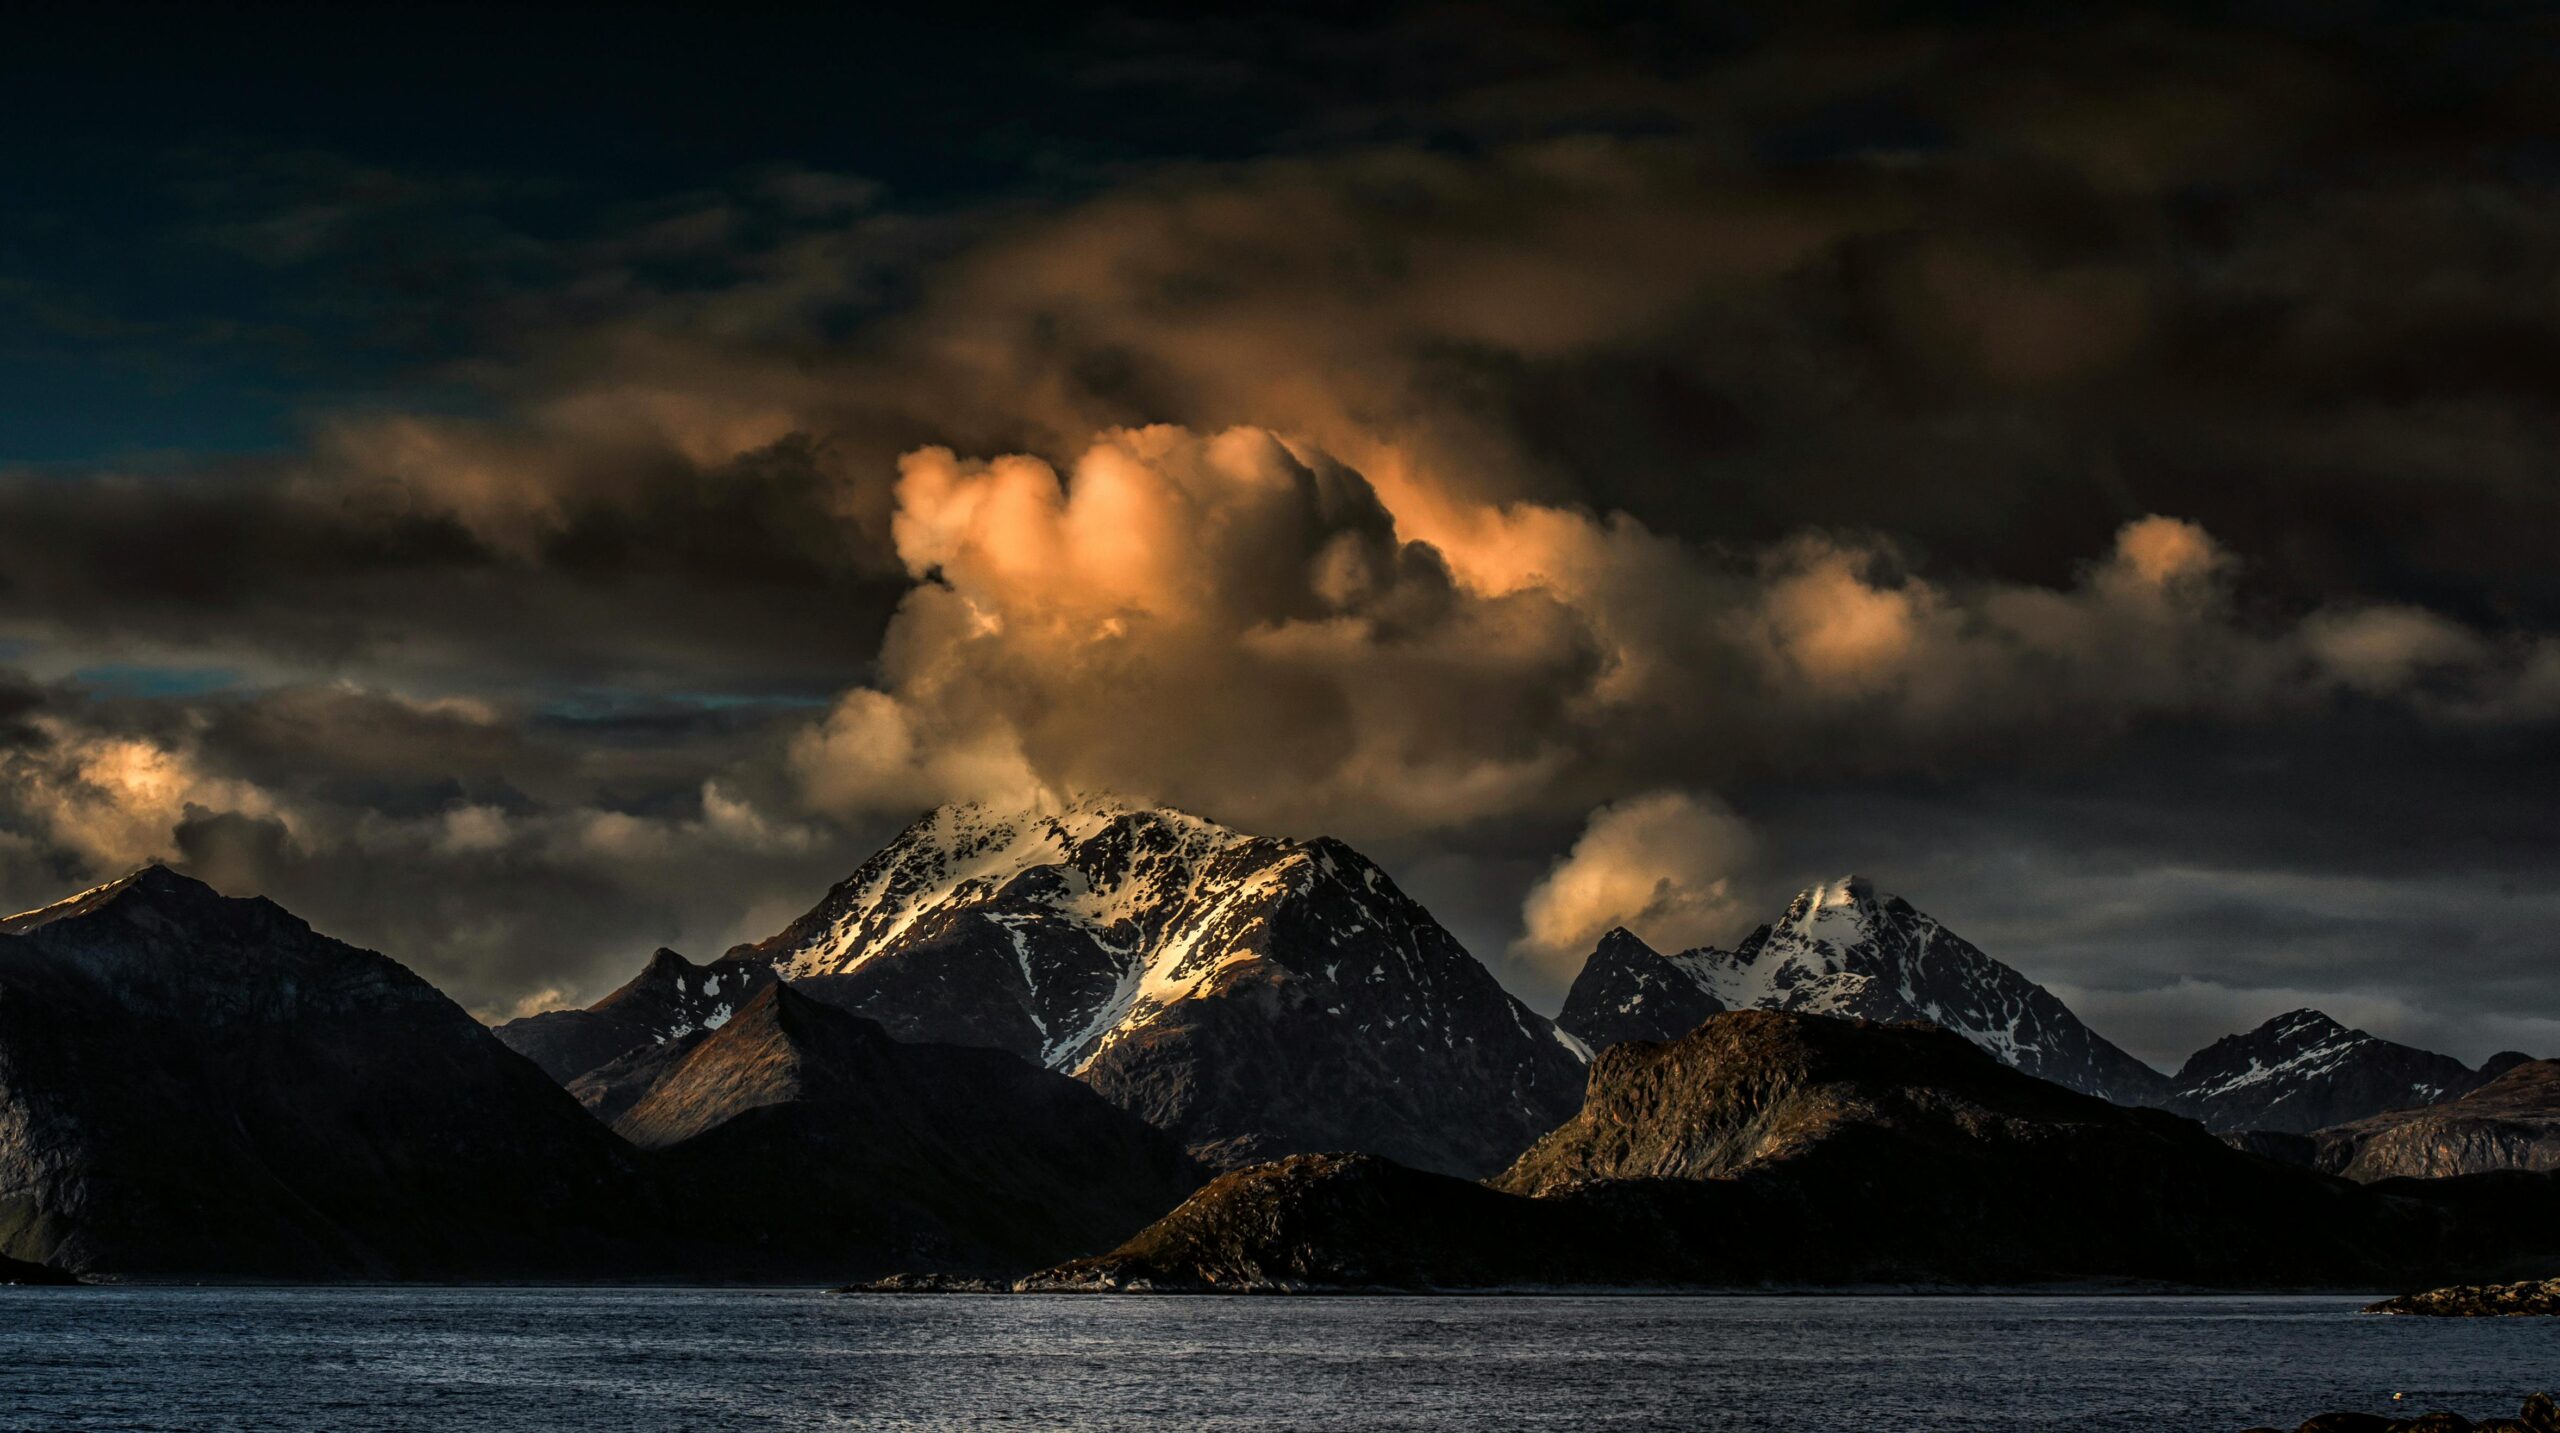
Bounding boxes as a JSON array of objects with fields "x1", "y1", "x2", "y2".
[
  {"x1": 790, "y1": 425, "x2": 1598, "y2": 832},
  {"x1": 1514, "y1": 790, "x2": 1757, "y2": 971}
]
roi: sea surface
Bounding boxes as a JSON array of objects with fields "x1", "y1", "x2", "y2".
[{"x1": 1, "y1": 1288, "x2": 2551, "y2": 1431}]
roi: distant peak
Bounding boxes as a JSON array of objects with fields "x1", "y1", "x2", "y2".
[
  {"x1": 2479, "y1": 1050, "x2": 2538, "y2": 1080},
  {"x1": 1592, "y1": 926, "x2": 1661, "y2": 960},
  {"x1": 2264, "y1": 1008, "x2": 2352, "y2": 1039}
]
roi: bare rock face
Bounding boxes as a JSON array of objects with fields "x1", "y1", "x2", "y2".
[
  {"x1": 2170, "y1": 1009, "x2": 2489, "y2": 1135},
  {"x1": 2314, "y1": 1060, "x2": 2560, "y2": 1181},
  {"x1": 1552, "y1": 878, "x2": 2167, "y2": 1106},
  {"x1": 1019, "y1": 1010, "x2": 2560, "y2": 1292},
  {"x1": 0, "y1": 869, "x2": 657, "y2": 1279},
  {"x1": 493, "y1": 948, "x2": 774, "y2": 1083},
  {"x1": 723, "y1": 799, "x2": 1588, "y2": 1177},
  {"x1": 605, "y1": 983, "x2": 1205, "y2": 1277}
]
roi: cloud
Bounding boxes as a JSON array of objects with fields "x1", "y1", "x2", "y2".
[
  {"x1": 11, "y1": 3, "x2": 2560, "y2": 1061},
  {"x1": 0, "y1": 677, "x2": 861, "y2": 1015},
  {"x1": 2302, "y1": 604, "x2": 2491, "y2": 696},
  {"x1": 789, "y1": 425, "x2": 1598, "y2": 832},
  {"x1": 1515, "y1": 790, "x2": 1756, "y2": 971}
]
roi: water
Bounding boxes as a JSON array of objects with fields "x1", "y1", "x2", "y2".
[{"x1": 1, "y1": 1288, "x2": 2553, "y2": 1431}]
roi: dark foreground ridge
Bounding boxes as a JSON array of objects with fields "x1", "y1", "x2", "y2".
[
  {"x1": 1016, "y1": 1012, "x2": 2560, "y2": 1292},
  {"x1": 2243, "y1": 1392, "x2": 2560, "y2": 1432},
  {"x1": 0, "y1": 868, "x2": 663, "y2": 1279}
]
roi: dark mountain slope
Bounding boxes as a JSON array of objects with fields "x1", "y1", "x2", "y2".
[
  {"x1": 0, "y1": 869, "x2": 656, "y2": 1279},
  {"x1": 612, "y1": 983, "x2": 1204, "y2": 1276}
]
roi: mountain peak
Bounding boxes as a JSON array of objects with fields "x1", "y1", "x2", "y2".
[
  {"x1": 1779, "y1": 875, "x2": 1884, "y2": 931},
  {"x1": 1, "y1": 864, "x2": 234, "y2": 935},
  {"x1": 1594, "y1": 926, "x2": 1658, "y2": 957},
  {"x1": 732, "y1": 798, "x2": 1587, "y2": 1176},
  {"x1": 639, "y1": 947, "x2": 698, "y2": 978}
]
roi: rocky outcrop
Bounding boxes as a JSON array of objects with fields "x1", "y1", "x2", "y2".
[
  {"x1": 2171, "y1": 1010, "x2": 2488, "y2": 1135},
  {"x1": 2244, "y1": 1392, "x2": 2560, "y2": 1433},
  {"x1": 2367, "y1": 1278, "x2": 2560, "y2": 1316},
  {"x1": 493, "y1": 947, "x2": 773, "y2": 1083},
  {"x1": 2313, "y1": 1060, "x2": 2560, "y2": 1181},
  {"x1": 0, "y1": 868, "x2": 660, "y2": 1280},
  {"x1": 607, "y1": 983, "x2": 1205, "y2": 1277},
  {"x1": 1019, "y1": 1010, "x2": 2560, "y2": 1292},
  {"x1": 723, "y1": 799, "x2": 1588, "y2": 1177}
]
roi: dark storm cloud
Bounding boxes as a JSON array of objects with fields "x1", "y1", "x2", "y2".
[{"x1": 4, "y1": 0, "x2": 2559, "y2": 1057}]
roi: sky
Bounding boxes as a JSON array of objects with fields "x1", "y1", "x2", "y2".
[{"x1": 5, "y1": 0, "x2": 2559, "y2": 1068}]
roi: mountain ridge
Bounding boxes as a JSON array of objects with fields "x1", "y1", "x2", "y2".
[
  {"x1": 1554, "y1": 876, "x2": 2168, "y2": 1105},
  {"x1": 2165, "y1": 1007, "x2": 2491, "y2": 1134}
]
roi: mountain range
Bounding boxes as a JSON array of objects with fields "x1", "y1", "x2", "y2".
[
  {"x1": 1554, "y1": 879, "x2": 2530, "y2": 1138},
  {"x1": 7, "y1": 795, "x2": 2552, "y2": 1286}
]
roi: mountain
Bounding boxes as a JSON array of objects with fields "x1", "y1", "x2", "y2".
[
  {"x1": 716, "y1": 799, "x2": 1588, "y2": 1177},
  {"x1": 494, "y1": 947, "x2": 774, "y2": 1083},
  {"x1": 2310, "y1": 1059, "x2": 2560, "y2": 1181},
  {"x1": 1024, "y1": 1010, "x2": 2560, "y2": 1292},
  {"x1": 1552, "y1": 928, "x2": 1725, "y2": 1052},
  {"x1": 0, "y1": 868, "x2": 657, "y2": 1279},
  {"x1": 2166, "y1": 1009, "x2": 2489, "y2": 1134},
  {"x1": 603, "y1": 983, "x2": 1203, "y2": 1276},
  {"x1": 1554, "y1": 877, "x2": 2167, "y2": 1106}
]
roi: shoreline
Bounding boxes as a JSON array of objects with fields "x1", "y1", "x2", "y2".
[{"x1": 12, "y1": 1277, "x2": 2404, "y2": 1297}]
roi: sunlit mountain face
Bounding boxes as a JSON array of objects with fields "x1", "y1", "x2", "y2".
[{"x1": 5, "y1": 0, "x2": 2559, "y2": 1076}]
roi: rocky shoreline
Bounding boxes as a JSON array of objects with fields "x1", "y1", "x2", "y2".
[
  {"x1": 2365, "y1": 1278, "x2": 2560, "y2": 1317},
  {"x1": 2245, "y1": 1393, "x2": 2560, "y2": 1432}
]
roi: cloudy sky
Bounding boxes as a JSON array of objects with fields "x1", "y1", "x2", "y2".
[{"x1": 5, "y1": 1, "x2": 2558, "y2": 1066}]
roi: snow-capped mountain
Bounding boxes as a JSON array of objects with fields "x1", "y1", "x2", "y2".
[
  {"x1": 725, "y1": 798, "x2": 1589, "y2": 1177},
  {"x1": 494, "y1": 948, "x2": 774, "y2": 1083},
  {"x1": 1556, "y1": 876, "x2": 2168, "y2": 1106},
  {"x1": 1554, "y1": 927, "x2": 1726, "y2": 1051},
  {"x1": 2166, "y1": 1008, "x2": 2489, "y2": 1134}
]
